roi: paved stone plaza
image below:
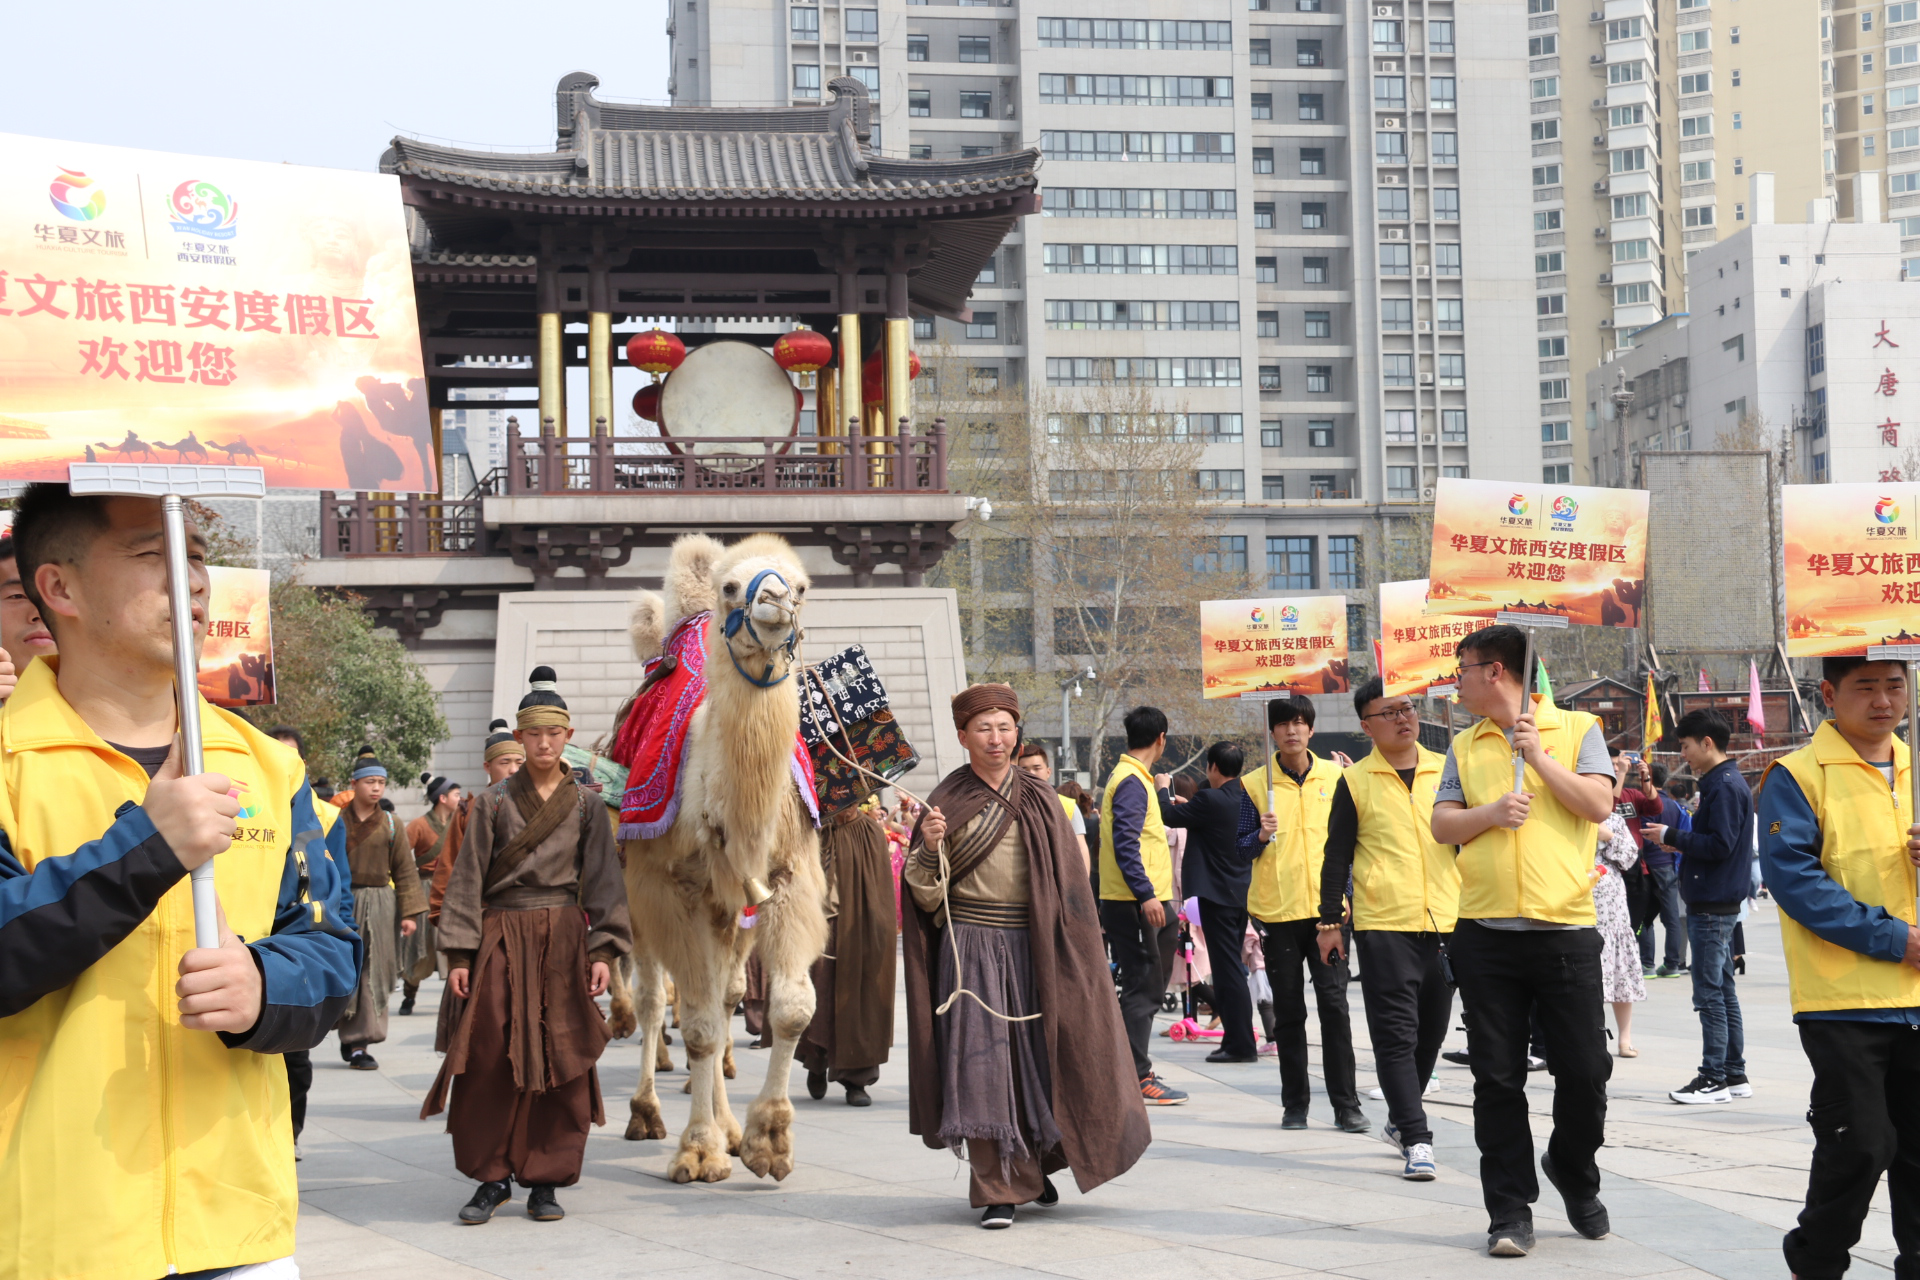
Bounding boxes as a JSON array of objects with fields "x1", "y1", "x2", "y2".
[{"x1": 293, "y1": 900, "x2": 1887, "y2": 1280}]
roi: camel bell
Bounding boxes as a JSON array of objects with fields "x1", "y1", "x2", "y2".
[{"x1": 744, "y1": 877, "x2": 773, "y2": 907}]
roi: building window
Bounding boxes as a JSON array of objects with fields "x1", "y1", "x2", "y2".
[
  {"x1": 1723, "y1": 334, "x2": 1746, "y2": 362},
  {"x1": 1541, "y1": 421, "x2": 1570, "y2": 442},
  {"x1": 976, "y1": 256, "x2": 998, "y2": 284},
  {"x1": 1431, "y1": 76, "x2": 1457, "y2": 109},
  {"x1": 1438, "y1": 354, "x2": 1465, "y2": 387},
  {"x1": 1896, "y1": 172, "x2": 1920, "y2": 194},
  {"x1": 1307, "y1": 365, "x2": 1332, "y2": 393},
  {"x1": 1262, "y1": 474, "x2": 1285, "y2": 499},
  {"x1": 1435, "y1": 243, "x2": 1461, "y2": 275},
  {"x1": 846, "y1": 7, "x2": 878, "y2": 39},
  {"x1": 1534, "y1": 120, "x2": 1560, "y2": 143},
  {"x1": 1254, "y1": 148, "x2": 1275, "y2": 174},
  {"x1": 1540, "y1": 379, "x2": 1569, "y2": 401},
  {"x1": 1309, "y1": 473, "x2": 1338, "y2": 497},
  {"x1": 1252, "y1": 92, "x2": 1273, "y2": 119},
  {"x1": 1383, "y1": 355, "x2": 1413, "y2": 386},
  {"x1": 791, "y1": 5, "x2": 820, "y2": 36},
  {"x1": 1375, "y1": 19, "x2": 1405, "y2": 51},
  {"x1": 1543, "y1": 464, "x2": 1572, "y2": 484},
  {"x1": 1684, "y1": 205, "x2": 1716, "y2": 227},
  {"x1": 1301, "y1": 202, "x2": 1326, "y2": 229},
  {"x1": 1377, "y1": 132, "x2": 1408, "y2": 163},
  {"x1": 1442, "y1": 408, "x2": 1467, "y2": 441},
  {"x1": 1807, "y1": 322, "x2": 1825, "y2": 376},
  {"x1": 1533, "y1": 165, "x2": 1561, "y2": 187},
  {"x1": 1302, "y1": 256, "x2": 1327, "y2": 283},
  {"x1": 961, "y1": 145, "x2": 993, "y2": 158},
  {"x1": 958, "y1": 35, "x2": 992, "y2": 61},
  {"x1": 1609, "y1": 61, "x2": 1646, "y2": 85},
  {"x1": 1894, "y1": 127, "x2": 1920, "y2": 149},
  {"x1": 1535, "y1": 251, "x2": 1564, "y2": 274},
  {"x1": 1429, "y1": 20, "x2": 1454, "y2": 51},
  {"x1": 1261, "y1": 420, "x2": 1283, "y2": 447},
  {"x1": 1432, "y1": 132, "x2": 1458, "y2": 164},
  {"x1": 959, "y1": 90, "x2": 992, "y2": 118},
  {"x1": 1614, "y1": 282, "x2": 1653, "y2": 305},
  {"x1": 1328, "y1": 536, "x2": 1362, "y2": 589},
  {"x1": 1611, "y1": 148, "x2": 1647, "y2": 174},
  {"x1": 1379, "y1": 187, "x2": 1411, "y2": 219},
  {"x1": 1387, "y1": 466, "x2": 1418, "y2": 501},
  {"x1": 794, "y1": 64, "x2": 821, "y2": 96},
  {"x1": 1537, "y1": 294, "x2": 1566, "y2": 316},
  {"x1": 1381, "y1": 299, "x2": 1412, "y2": 330},
  {"x1": 1258, "y1": 310, "x2": 1280, "y2": 337},
  {"x1": 1380, "y1": 243, "x2": 1411, "y2": 275},
  {"x1": 1309, "y1": 420, "x2": 1336, "y2": 447},
  {"x1": 1196, "y1": 470, "x2": 1246, "y2": 500},
  {"x1": 1376, "y1": 77, "x2": 1407, "y2": 109},
  {"x1": 909, "y1": 144, "x2": 932, "y2": 159},
  {"x1": 1267, "y1": 536, "x2": 1317, "y2": 589},
  {"x1": 1529, "y1": 34, "x2": 1557, "y2": 56},
  {"x1": 1437, "y1": 299, "x2": 1463, "y2": 331},
  {"x1": 1256, "y1": 256, "x2": 1278, "y2": 283},
  {"x1": 1251, "y1": 38, "x2": 1272, "y2": 64},
  {"x1": 1539, "y1": 337, "x2": 1566, "y2": 357},
  {"x1": 969, "y1": 366, "x2": 999, "y2": 392},
  {"x1": 1895, "y1": 3, "x2": 1919, "y2": 22},
  {"x1": 909, "y1": 89, "x2": 931, "y2": 116},
  {"x1": 1385, "y1": 410, "x2": 1416, "y2": 442},
  {"x1": 1254, "y1": 202, "x2": 1275, "y2": 228},
  {"x1": 1614, "y1": 239, "x2": 1652, "y2": 263},
  {"x1": 1531, "y1": 76, "x2": 1559, "y2": 100},
  {"x1": 913, "y1": 315, "x2": 936, "y2": 339},
  {"x1": 1259, "y1": 364, "x2": 1283, "y2": 389},
  {"x1": 967, "y1": 311, "x2": 999, "y2": 339},
  {"x1": 1613, "y1": 193, "x2": 1648, "y2": 218},
  {"x1": 1298, "y1": 92, "x2": 1324, "y2": 120},
  {"x1": 907, "y1": 33, "x2": 928, "y2": 60},
  {"x1": 1434, "y1": 188, "x2": 1460, "y2": 220},
  {"x1": 1680, "y1": 72, "x2": 1711, "y2": 94},
  {"x1": 1297, "y1": 39, "x2": 1324, "y2": 66},
  {"x1": 1295, "y1": 146, "x2": 1320, "y2": 175},
  {"x1": 1194, "y1": 535, "x2": 1249, "y2": 574},
  {"x1": 1306, "y1": 309, "x2": 1333, "y2": 337}
]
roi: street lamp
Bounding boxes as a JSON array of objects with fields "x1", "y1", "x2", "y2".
[{"x1": 1058, "y1": 666, "x2": 1096, "y2": 777}]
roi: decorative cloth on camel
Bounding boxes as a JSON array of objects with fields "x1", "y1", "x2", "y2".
[{"x1": 612, "y1": 610, "x2": 818, "y2": 840}]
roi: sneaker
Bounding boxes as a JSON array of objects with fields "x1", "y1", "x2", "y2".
[
  {"x1": 1669, "y1": 1074, "x2": 1732, "y2": 1105},
  {"x1": 1541, "y1": 1152, "x2": 1610, "y2": 1239},
  {"x1": 1641, "y1": 964, "x2": 1656, "y2": 978},
  {"x1": 1442, "y1": 1049, "x2": 1471, "y2": 1066},
  {"x1": 1383, "y1": 1121, "x2": 1404, "y2": 1152},
  {"x1": 1403, "y1": 1143, "x2": 1437, "y2": 1181},
  {"x1": 1655, "y1": 965, "x2": 1682, "y2": 978},
  {"x1": 1280, "y1": 1108, "x2": 1308, "y2": 1130},
  {"x1": 980, "y1": 1204, "x2": 1015, "y2": 1229},
  {"x1": 1487, "y1": 1222, "x2": 1535, "y2": 1257},
  {"x1": 1724, "y1": 1072, "x2": 1753, "y2": 1099},
  {"x1": 1335, "y1": 1107, "x2": 1370, "y2": 1134},
  {"x1": 1424, "y1": 1073, "x2": 1440, "y2": 1097},
  {"x1": 525, "y1": 1185, "x2": 564, "y2": 1222},
  {"x1": 1035, "y1": 1176, "x2": 1059, "y2": 1208},
  {"x1": 458, "y1": 1180, "x2": 512, "y2": 1225},
  {"x1": 347, "y1": 1050, "x2": 379, "y2": 1071},
  {"x1": 1525, "y1": 1055, "x2": 1548, "y2": 1072},
  {"x1": 1259, "y1": 1041, "x2": 1278, "y2": 1056},
  {"x1": 1140, "y1": 1075, "x2": 1189, "y2": 1106},
  {"x1": 293, "y1": 1139, "x2": 303, "y2": 1162}
]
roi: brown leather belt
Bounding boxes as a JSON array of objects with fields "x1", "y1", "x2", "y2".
[{"x1": 486, "y1": 886, "x2": 576, "y2": 911}]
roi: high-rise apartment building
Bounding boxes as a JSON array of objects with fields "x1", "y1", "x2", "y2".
[
  {"x1": 1829, "y1": 0, "x2": 1920, "y2": 233},
  {"x1": 670, "y1": 0, "x2": 1534, "y2": 653},
  {"x1": 1535, "y1": 0, "x2": 1825, "y2": 486}
]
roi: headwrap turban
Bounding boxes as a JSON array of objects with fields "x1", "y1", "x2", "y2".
[
  {"x1": 951, "y1": 682, "x2": 1022, "y2": 730},
  {"x1": 516, "y1": 665, "x2": 571, "y2": 730}
]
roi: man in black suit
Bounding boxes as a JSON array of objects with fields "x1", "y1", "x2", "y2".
[{"x1": 1165, "y1": 742, "x2": 1277, "y2": 1063}]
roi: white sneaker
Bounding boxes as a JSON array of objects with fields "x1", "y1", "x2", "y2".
[
  {"x1": 1424, "y1": 1073, "x2": 1440, "y2": 1097},
  {"x1": 1402, "y1": 1143, "x2": 1437, "y2": 1181},
  {"x1": 1669, "y1": 1074, "x2": 1732, "y2": 1105},
  {"x1": 1725, "y1": 1073, "x2": 1753, "y2": 1098},
  {"x1": 1368, "y1": 1086, "x2": 1387, "y2": 1100}
]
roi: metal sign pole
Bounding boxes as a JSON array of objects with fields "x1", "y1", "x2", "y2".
[
  {"x1": 69, "y1": 463, "x2": 266, "y2": 951},
  {"x1": 1496, "y1": 611, "x2": 1570, "y2": 794}
]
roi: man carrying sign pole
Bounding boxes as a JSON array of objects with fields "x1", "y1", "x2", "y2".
[{"x1": 1430, "y1": 624, "x2": 1618, "y2": 1258}]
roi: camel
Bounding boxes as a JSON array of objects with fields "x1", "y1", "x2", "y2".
[
  {"x1": 96, "y1": 431, "x2": 155, "y2": 462},
  {"x1": 615, "y1": 532, "x2": 827, "y2": 1183},
  {"x1": 155, "y1": 432, "x2": 210, "y2": 463},
  {"x1": 206, "y1": 436, "x2": 259, "y2": 463}
]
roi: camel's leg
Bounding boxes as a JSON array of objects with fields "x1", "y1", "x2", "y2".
[
  {"x1": 740, "y1": 935, "x2": 815, "y2": 1181},
  {"x1": 624, "y1": 956, "x2": 668, "y2": 1141},
  {"x1": 607, "y1": 954, "x2": 638, "y2": 1041},
  {"x1": 666, "y1": 956, "x2": 733, "y2": 1183},
  {"x1": 721, "y1": 956, "x2": 745, "y2": 1082},
  {"x1": 656, "y1": 1017, "x2": 675, "y2": 1073}
]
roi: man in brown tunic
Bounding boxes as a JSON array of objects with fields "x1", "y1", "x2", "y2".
[
  {"x1": 903, "y1": 684, "x2": 1150, "y2": 1229},
  {"x1": 335, "y1": 748, "x2": 426, "y2": 1071},
  {"x1": 399, "y1": 775, "x2": 461, "y2": 1016},
  {"x1": 800, "y1": 804, "x2": 897, "y2": 1106},
  {"x1": 426, "y1": 668, "x2": 631, "y2": 1226}
]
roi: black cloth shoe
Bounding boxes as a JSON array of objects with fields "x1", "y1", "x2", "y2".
[
  {"x1": 347, "y1": 1050, "x2": 378, "y2": 1071},
  {"x1": 1035, "y1": 1176, "x2": 1059, "y2": 1208},
  {"x1": 398, "y1": 995, "x2": 415, "y2": 1016},
  {"x1": 340, "y1": 1042, "x2": 355, "y2": 1063},
  {"x1": 458, "y1": 1180, "x2": 512, "y2": 1225},
  {"x1": 1206, "y1": 1048, "x2": 1259, "y2": 1063},
  {"x1": 1442, "y1": 1049, "x2": 1471, "y2": 1066},
  {"x1": 806, "y1": 1067, "x2": 828, "y2": 1100},
  {"x1": 980, "y1": 1204, "x2": 1015, "y2": 1229},
  {"x1": 526, "y1": 1185, "x2": 564, "y2": 1221},
  {"x1": 1488, "y1": 1221, "x2": 1535, "y2": 1257},
  {"x1": 843, "y1": 1083, "x2": 871, "y2": 1107},
  {"x1": 1280, "y1": 1108, "x2": 1308, "y2": 1130},
  {"x1": 1335, "y1": 1107, "x2": 1370, "y2": 1134},
  {"x1": 1541, "y1": 1153, "x2": 1610, "y2": 1239}
]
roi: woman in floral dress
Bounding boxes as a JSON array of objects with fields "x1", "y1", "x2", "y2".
[{"x1": 1595, "y1": 814, "x2": 1647, "y2": 1056}]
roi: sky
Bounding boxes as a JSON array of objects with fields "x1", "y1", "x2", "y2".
[{"x1": 1, "y1": 2, "x2": 672, "y2": 172}]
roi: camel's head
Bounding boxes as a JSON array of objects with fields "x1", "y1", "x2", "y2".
[{"x1": 712, "y1": 534, "x2": 809, "y2": 683}]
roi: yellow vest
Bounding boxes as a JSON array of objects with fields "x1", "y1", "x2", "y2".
[
  {"x1": 1099, "y1": 754, "x2": 1172, "y2": 901},
  {"x1": 1453, "y1": 695, "x2": 1603, "y2": 925},
  {"x1": 1242, "y1": 752, "x2": 1343, "y2": 923},
  {"x1": 1768, "y1": 722, "x2": 1920, "y2": 1014},
  {"x1": 1058, "y1": 794, "x2": 1078, "y2": 823},
  {"x1": 0, "y1": 660, "x2": 306, "y2": 1280},
  {"x1": 1346, "y1": 744, "x2": 1461, "y2": 932}
]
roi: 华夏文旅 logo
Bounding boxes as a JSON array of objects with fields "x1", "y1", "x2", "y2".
[
  {"x1": 1877, "y1": 496, "x2": 1902, "y2": 524},
  {"x1": 168, "y1": 179, "x2": 239, "y2": 240},
  {"x1": 1550, "y1": 495, "x2": 1579, "y2": 523},
  {"x1": 1279, "y1": 605, "x2": 1301, "y2": 630},
  {"x1": 49, "y1": 168, "x2": 106, "y2": 221},
  {"x1": 1507, "y1": 494, "x2": 1529, "y2": 517},
  {"x1": 1249, "y1": 606, "x2": 1266, "y2": 623}
]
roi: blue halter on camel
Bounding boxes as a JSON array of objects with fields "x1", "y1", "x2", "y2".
[{"x1": 722, "y1": 568, "x2": 799, "y2": 688}]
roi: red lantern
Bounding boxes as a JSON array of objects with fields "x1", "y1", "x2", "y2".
[
  {"x1": 773, "y1": 329, "x2": 834, "y2": 374},
  {"x1": 625, "y1": 329, "x2": 686, "y2": 376},
  {"x1": 631, "y1": 383, "x2": 662, "y2": 422},
  {"x1": 860, "y1": 348, "x2": 922, "y2": 385}
]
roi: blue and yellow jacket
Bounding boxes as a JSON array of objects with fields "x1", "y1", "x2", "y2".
[{"x1": 0, "y1": 658, "x2": 360, "y2": 1280}]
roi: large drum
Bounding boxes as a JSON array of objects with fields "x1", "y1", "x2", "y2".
[{"x1": 657, "y1": 340, "x2": 801, "y2": 470}]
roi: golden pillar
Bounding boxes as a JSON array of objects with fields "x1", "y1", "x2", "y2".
[
  {"x1": 587, "y1": 311, "x2": 612, "y2": 436},
  {"x1": 837, "y1": 311, "x2": 862, "y2": 450},
  {"x1": 818, "y1": 365, "x2": 840, "y2": 455},
  {"x1": 538, "y1": 312, "x2": 565, "y2": 437}
]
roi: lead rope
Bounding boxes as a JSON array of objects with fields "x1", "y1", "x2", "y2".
[{"x1": 800, "y1": 663, "x2": 1039, "y2": 1024}]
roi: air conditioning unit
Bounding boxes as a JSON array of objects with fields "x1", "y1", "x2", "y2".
[
  {"x1": 1593, "y1": 181, "x2": 1609, "y2": 193},
  {"x1": 1418, "y1": 371, "x2": 1436, "y2": 385},
  {"x1": 850, "y1": 51, "x2": 868, "y2": 62},
  {"x1": 1420, "y1": 432, "x2": 1437, "y2": 444},
  {"x1": 1417, "y1": 320, "x2": 1433, "y2": 332},
  {"x1": 1671, "y1": 393, "x2": 1687, "y2": 408},
  {"x1": 1591, "y1": 98, "x2": 1606, "y2": 109},
  {"x1": 1600, "y1": 318, "x2": 1615, "y2": 328},
  {"x1": 1416, "y1": 264, "x2": 1431, "y2": 277},
  {"x1": 1645, "y1": 404, "x2": 1660, "y2": 418},
  {"x1": 1422, "y1": 486, "x2": 1437, "y2": 499},
  {"x1": 1384, "y1": 227, "x2": 1408, "y2": 240},
  {"x1": 1599, "y1": 272, "x2": 1612, "y2": 283},
  {"x1": 1593, "y1": 227, "x2": 1609, "y2": 237},
  {"x1": 1589, "y1": 53, "x2": 1605, "y2": 64}
]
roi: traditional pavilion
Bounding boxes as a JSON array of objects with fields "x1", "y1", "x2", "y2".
[{"x1": 318, "y1": 70, "x2": 1040, "y2": 602}]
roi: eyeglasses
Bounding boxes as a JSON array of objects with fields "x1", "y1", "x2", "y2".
[
  {"x1": 1360, "y1": 703, "x2": 1420, "y2": 723},
  {"x1": 1452, "y1": 660, "x2": 1500, "y2": 683}
]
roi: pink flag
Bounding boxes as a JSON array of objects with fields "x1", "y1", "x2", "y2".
[
  {"x1": 1699, "y1": 668, "x2": 1712, "y2": 693},
  {"x1": 1747, "y1": 659, "x2": 1767, "y2": 748}
]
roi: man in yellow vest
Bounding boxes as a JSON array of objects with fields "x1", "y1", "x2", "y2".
[
  {"x1": 1317, "y1": 677, "x2": 1458, "y2": 1182},
  {"x1": 0, "y1": 484, "x2": 361, "y2": 1280},
  {"x1": 1759, "y1": 656, "x2": 1920, "y2": 1280},
  {"x1": 1017, "y1": 740, "x2": 1088, "y2": 867},
  {"x1": 1430, "y1": 625, "x2": 1618, "y2": 1258},
  {"x1": 1242, "y1": 695, "x2": 1364, "y2": 1133},
  {"x1": 1098, "y1": 705, "x2": 1188, "y2": 1105}
]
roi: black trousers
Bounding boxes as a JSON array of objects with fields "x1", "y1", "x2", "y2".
[
  {"x1": 1448, "y1": 922, "x2": 1611, "y2": 1229},
  {"x1": 1198, "y1": 897, "x2": 1258, "y2": 1058},
  {"x1": 1355, "y1": 930, "x2": 1454, "y2": 1148},
  {"x1": 1260, "y1": 916, "x2": 1359, "y2": 1112},
  {"x1": 1100, "y1": 898, "x2": 1180, "y2": 1079},
  {"x1": 285, "y1": 1050, "x2": 312, "y2": 1139},
  {"x1": 1786, "y1": 1019, "x2": 1920, "y2": 1280}
]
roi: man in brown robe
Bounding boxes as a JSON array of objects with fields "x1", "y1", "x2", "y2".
[
  {"x1": 800, "y1": 804, "x2": 898, "y2": 1106},
  {"x1": 426, "y1": 669, "x2": 631, "y2": 1226},
  {"x1": 399, "y1": 776, "x2": 461, "y2": 1015},
  {"x1": 335, "y1": 748, "x2": 426, "y2": 1071},
  {"x1": 903, "y1": 683, "x2": 1150, "y2": 1229}
]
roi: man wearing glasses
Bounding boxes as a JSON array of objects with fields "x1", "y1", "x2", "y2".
[
  {"x1": 1430, "y1": 626, "x2": 1617, "y2": 1258},
  {"x1": 1315, "y1": 678, "x2": 1458, "y2": 1182}
]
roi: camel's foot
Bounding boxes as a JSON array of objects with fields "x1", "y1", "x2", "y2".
[
  {"x1": 667, "y1": 1128, "x2": 733, "y2": 1183},
  {"x1": 722, "y1": 1041, "x2": 737, "y2": 1080},
  {"x1": 739, "y1": 1096, "x2": 795, "y2": 1181},
  {"x1": 625, "y1": 1094, "x2": 667, "y2": 1142},
  {"x1": 724, "y1": 1116, "x2": 744, "y2": 1156},
  {"x1": 608, "y1": 1003, "x2": 638, "y2": 1041},
  {"x1": 655, "y1": 1039, "x2": 674, "y2": 1073},
  {"x1": 680, "y1": 1074, "x2": 692, "y2": 1094}
]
